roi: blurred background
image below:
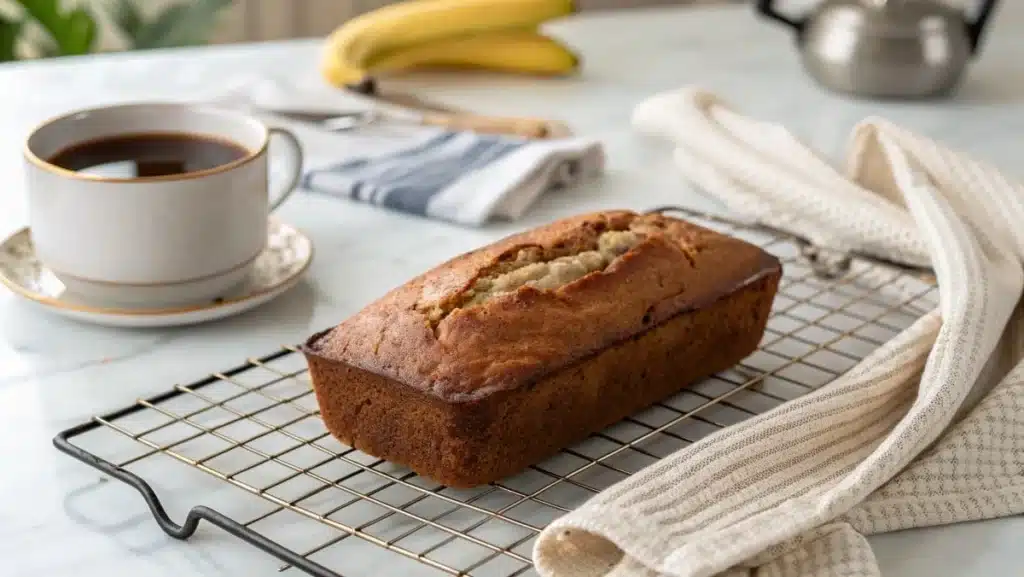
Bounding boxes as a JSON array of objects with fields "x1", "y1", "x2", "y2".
[
  {"x1": 0, "y1": 0, "x2": 965, "y2": 61},
  {"x1": 0, "y1": 0, "x2": 749, "y2": 60}
]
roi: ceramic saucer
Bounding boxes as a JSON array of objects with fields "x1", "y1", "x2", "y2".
[{"x1": 0, "y1": 220, "x2": 313, "y2": 328}]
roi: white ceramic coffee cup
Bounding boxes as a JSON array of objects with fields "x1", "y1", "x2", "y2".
[{"x1": 23, "y1": 102, "x2": 303, "y2": 308}]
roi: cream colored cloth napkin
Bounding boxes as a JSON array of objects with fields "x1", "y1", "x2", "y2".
[{"x1": 532, "y1": 87, "x2": 1024, "y2": 577}]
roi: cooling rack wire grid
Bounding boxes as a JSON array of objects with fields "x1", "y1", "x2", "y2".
[{"x1": 54, "y1": 206, "x2": 939, "y2": 577}]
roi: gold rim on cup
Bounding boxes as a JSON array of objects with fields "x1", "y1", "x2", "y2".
[{"x1": 22, "y1": 102, "x2": 270, "y2": 184}]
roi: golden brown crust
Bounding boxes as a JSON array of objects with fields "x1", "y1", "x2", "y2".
[
  {"x1": 305, "y1": 268, "x2": 781, "y2": 488},
  {"x1": 303, "y1": 210, "x2": 781, "y2": 402}
]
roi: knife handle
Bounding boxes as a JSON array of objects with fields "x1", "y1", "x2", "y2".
[{"x1": 418, "y1": 112, "x2": 569, "y2": 139}]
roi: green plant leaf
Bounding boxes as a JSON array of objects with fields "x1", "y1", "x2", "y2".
[
  {"x1": 131, "y1": 3, "x2": 189, "y2": 49},
  {"x1": 108, "y1": 0, "x2": 144, "y2": 42},
  {"x1": 17, "y1": 0, "x2": 97, "y2": 56},
  {"x1": 0, "y1": 16, "x2": 21, "y2": 61},
  {"x1": 132, "y1": 0, "x2": 233, "y2": 50},
  {"x1": 61, "y1": 7, "x2": 96, "y2": 54}
]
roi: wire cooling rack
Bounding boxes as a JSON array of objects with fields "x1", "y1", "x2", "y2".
[{"x1": 53, "y1": 206, "x2": 939, "y2": 577}]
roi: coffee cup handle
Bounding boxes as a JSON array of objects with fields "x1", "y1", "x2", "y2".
[{"x1": 268, "y1": 127, "x2": 304, "y2": 212}]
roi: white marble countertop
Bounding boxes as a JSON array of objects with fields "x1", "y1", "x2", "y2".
[{"x1": 3, "y1": 3, "x2": 1023, "y2": 577}]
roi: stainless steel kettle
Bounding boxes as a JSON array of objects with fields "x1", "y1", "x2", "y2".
[{"x1": 756, "y1": 0, "x2": 999, "y2": 98}]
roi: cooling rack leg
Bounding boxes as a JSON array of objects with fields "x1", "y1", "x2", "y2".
[{"x1": 52, "y1": 428, "x2": 344, "y2": 577}]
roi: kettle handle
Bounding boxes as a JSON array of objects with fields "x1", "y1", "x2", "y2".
[
  {"x1": 967, "y1": 0, "x2": 999, "y2": 55},
  {"x1": 755, "y1": 0, "x2": 804, "y2": 34}
]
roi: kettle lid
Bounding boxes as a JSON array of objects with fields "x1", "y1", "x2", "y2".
[{"x1": 813, "y1": 0, "x2": 963, "y2": 37}]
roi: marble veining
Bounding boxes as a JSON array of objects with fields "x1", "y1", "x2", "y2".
[{"x1": 2, "y1": 3, "x2": 1024, "y2": 577}]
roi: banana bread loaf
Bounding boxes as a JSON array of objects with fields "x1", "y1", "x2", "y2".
[{"x1": 302, "y1": 210, "x2": 782, "y2": 487}]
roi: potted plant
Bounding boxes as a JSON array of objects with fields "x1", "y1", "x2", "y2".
[{"x1": 0, "y1": 0, "x2": 234, "y2": 61}]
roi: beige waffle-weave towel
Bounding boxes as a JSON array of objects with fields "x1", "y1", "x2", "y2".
[{"x1": 532, "y1": 87, "x2": 1024, "y2": 577}]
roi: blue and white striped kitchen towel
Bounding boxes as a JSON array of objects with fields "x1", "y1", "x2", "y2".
[{"x1": 300, "y1": 129, "x2": 605, "y2": 226}]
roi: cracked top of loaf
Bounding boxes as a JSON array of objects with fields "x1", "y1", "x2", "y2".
[{"x1": 302, "y1": 210, "x2": 782, "y2": 402}]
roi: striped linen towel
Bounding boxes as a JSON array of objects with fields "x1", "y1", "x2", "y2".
[
  {"x1": 300, "y1": 128, "x2": 605, "y2": 226},
  {"x1": 533, "y1": 87, "x2": 1024, "y2": 577},
  {"x1": 206, "y1": 75, "x2": 604, "y2": 226}
]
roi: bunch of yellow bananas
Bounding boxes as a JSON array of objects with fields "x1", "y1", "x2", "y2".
[{"x1": 321, "y1": 0, "x2": 580, "y2": 87}]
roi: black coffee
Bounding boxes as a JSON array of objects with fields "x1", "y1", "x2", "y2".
[{"x1": 47, "y1": 132, "x2": 249, "y2": 178}]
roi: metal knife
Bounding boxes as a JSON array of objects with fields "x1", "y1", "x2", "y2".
[
  {"x1": 261, "y1": 81, "x2": 571, "y2": 139},
  {"x1": 352, "y1": 79, "x2": 572, "y2": 138}
]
